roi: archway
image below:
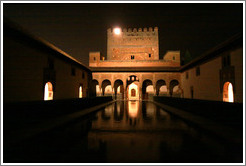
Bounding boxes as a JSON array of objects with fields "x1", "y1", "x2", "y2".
[
  {"x1": 44, "y1": 82, "x2": 53, "y2": 101},
  {"x1": 128, "y1": 82, "x2": 139, "y2": 100},
  {"x1": 142, "y1": 79, "x2": 153, "y2": 100},
  {"x1": 156, "y1": 79, "x2": 167, "y2": 96},
  {"x1": 126, "y1": 75, "x2": 139, "y2": 100},
  {"x1": 79, "y1": 85, "x2": 83, "y2": 98},
  {"x1": 169, "y1": 79, "x2": 180, "y2": 97},
  {"x1": 91, "y1": 79, "x2": 99, "y2": 97},
  {"x1": 102, "y1": 79, "x2": 112, "y2": 96},
  {"x1": 223, "y1": 82, "x2": 234, "y2": 102},
  {"x1": 114, "y1": 79, "x2": 124, "y2": 100}
]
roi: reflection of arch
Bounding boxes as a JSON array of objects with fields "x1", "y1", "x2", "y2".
[
  {"x1": 44, "y1": 82, "x2": 53, "y2": 100},
  {"x1": 141, "y1": 102, "x2": 153, "y2": 122},
  {"x1": 79, "y1": 85, "x2": 83, "y2": 98},
  {"x1": 223, "y1": 82, "x2": 234, "y2": 102},
  {"x1": 101, "y1": 105, "x2": 112, "y2": 120},
  {"x1": 169, "y1": 79, "x2": 179, "y2": 97},
  {"x1": 91, "y1": 79, "x2": 99, "y2": 97},
  {"x1": 142, "y1": 79, "x2": 153, "y2": 100},
  {"x1": 114, "y1": 102, "x2": 124, "y2": 121},
  {"x1": 128, "y1": 101, "x2": 139, "y2": 118},
  {"x1": 156, "y1": 79, "x2": 167, "y2": 96},
  {"x1": 102, "y1": 79, "x2": 111, "y2": 96}
]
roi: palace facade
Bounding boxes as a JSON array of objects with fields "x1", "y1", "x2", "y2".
[{"x1": 89, "y1": 27, "x2": 243, "y2": 103}]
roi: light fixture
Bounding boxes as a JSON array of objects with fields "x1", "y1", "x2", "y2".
[{"x1": 113, "y1": 28, "x2": 121, "y2": 35}]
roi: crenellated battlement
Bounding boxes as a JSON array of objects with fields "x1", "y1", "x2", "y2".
[{"x1": 107, "y1": 27, "x2": 158, "y2": 34}]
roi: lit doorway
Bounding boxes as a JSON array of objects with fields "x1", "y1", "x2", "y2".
[
  {"x1": 223, "y1": 82, "x2": 234, "y2": 102},
  {"x1": 79, "y1": 85, "x2": 83, "y2": 98},
  {"x1": 128, "y1": 82, "x2": 139, "y2": 100},
  {"x1": 44, "y1": 82, "x2": 53, "y2": 100}
]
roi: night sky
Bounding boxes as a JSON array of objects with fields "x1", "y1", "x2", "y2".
[{"x1": 3, "y1": 3, "x2": 243, "y2": 67}]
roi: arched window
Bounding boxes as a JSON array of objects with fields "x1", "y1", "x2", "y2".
[
  {"x1": 44, "y1": 82, "x2": 53, "y2": 101},
  {"x1": 223, "y1": 82, "x2": 234, "y2": 102},
  {"x1": 79, "y1": 85, "x2": 83, "y2": 98}
]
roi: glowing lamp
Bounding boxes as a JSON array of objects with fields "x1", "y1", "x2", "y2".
[{"x1": 113, "y1": 28, "x2": 121, "y2": 35}]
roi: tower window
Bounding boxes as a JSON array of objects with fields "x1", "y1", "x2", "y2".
[
  {"x1": 94, "y1": 57, "x2": 96, "y2": 61},
  {"x1": 131, "y1": 55, "x2": 135, "y2": 60},
  {"x1": 149, "y1": 54, "x2": 151, "y2": 58}
]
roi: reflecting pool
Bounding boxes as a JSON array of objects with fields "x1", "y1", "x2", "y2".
[
  {"x1": 70, "y1": 101, "x2": 239, "y2": 163},
  {"x1": 4, "y1": 101, "x2": 242, "y2": 163}
]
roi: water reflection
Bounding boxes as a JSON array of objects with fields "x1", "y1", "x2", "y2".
[
  {"x1": 5, "y1": 101, "x2": 242, "y2": 163},
  {"x1": 87, "y1": 101, "x2": 204, "y2": 162},
  {"x1": 128, "y1": 101, "x2": 139, "y2": 118}
]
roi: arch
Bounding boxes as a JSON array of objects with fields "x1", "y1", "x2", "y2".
[
  {"x1": 91, "y1": 79, "x2": 99, "y2": 97},
  {"x1": 44, "y1": 82, "x2": 53, "y2": 101},
  {"x1": 128, "y1": 82, "x2": 139, "y2": 100},
  {"x1": 142, "y1": 79, "x2": 153, "y2": 100},
  {"x1": 79, "y1": 85, "x2": 83, "y2": 98},
  {"x1": 114, "y1": 79, "x2": 124, "y2": 99},
  {"x1": 223, "y1": 82, "x2": 234, "y2": 102},
  {"x1": 156, "y1": 79, "x2": 167, "y2": 96},
  {"x1": 169, "y1": 79, "x2": 179, "y2": 97},
  {"x1": 102, "y1": 79, "x2": 111, "y2": 96}
]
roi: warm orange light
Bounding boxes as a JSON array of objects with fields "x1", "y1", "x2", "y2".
[
  {"x1": 228, "y1": 83, "x2": 234, "y2": 102},
  {"x1": 105, "y1": 85, "x2": 113, "y2": 95},
  {"x1": 117, "y1": 86, "x2": 121, "y2": 94},
  {"x1": 79, "y1": 86, "x2": 83, "y2": 98},
  {"x1": 96, "y1": 85, "x2": 100, "y2": 96},
  {"x1": 128, "y1": 83, "x2": 139, "y2": 100},
  {"x1": 113, "y1": 28, "x2": 121, "y2": 35},
  {"x1": 128, "y1": 101, "x2": 139, "y2": 118},
  {"x1": 146, "y1": 85, "x2": 154, "y2": 94},
  {"x1": 44, "y1": 82, "x2": 53, "y2": 101},
  {"x1": 223, "y1": 82, "x2": 234, "y2": 103}
]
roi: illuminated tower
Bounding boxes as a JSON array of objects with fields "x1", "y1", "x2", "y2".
[{"x1": 107, "y1": 27, "x2": 159, "y2": 60}]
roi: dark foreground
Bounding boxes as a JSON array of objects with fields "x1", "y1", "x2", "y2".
[{"x1": 4, "y1": 101, "x2": 243, "y2": 163}]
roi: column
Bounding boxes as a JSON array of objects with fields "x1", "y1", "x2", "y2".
[{"x1": 112, "y1": 87, "x2": 115, "y2": 100}]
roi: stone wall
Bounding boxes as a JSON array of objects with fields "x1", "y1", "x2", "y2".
[
  {"x1": 107, "y1": 27, "x2": 159, "y2": 60},
  {"x1": 3, "y1": 24, "x2": 91, "y2": 102},
  {"x1": 181, "y1": 47, "x2": 243, "y2": 103}
]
